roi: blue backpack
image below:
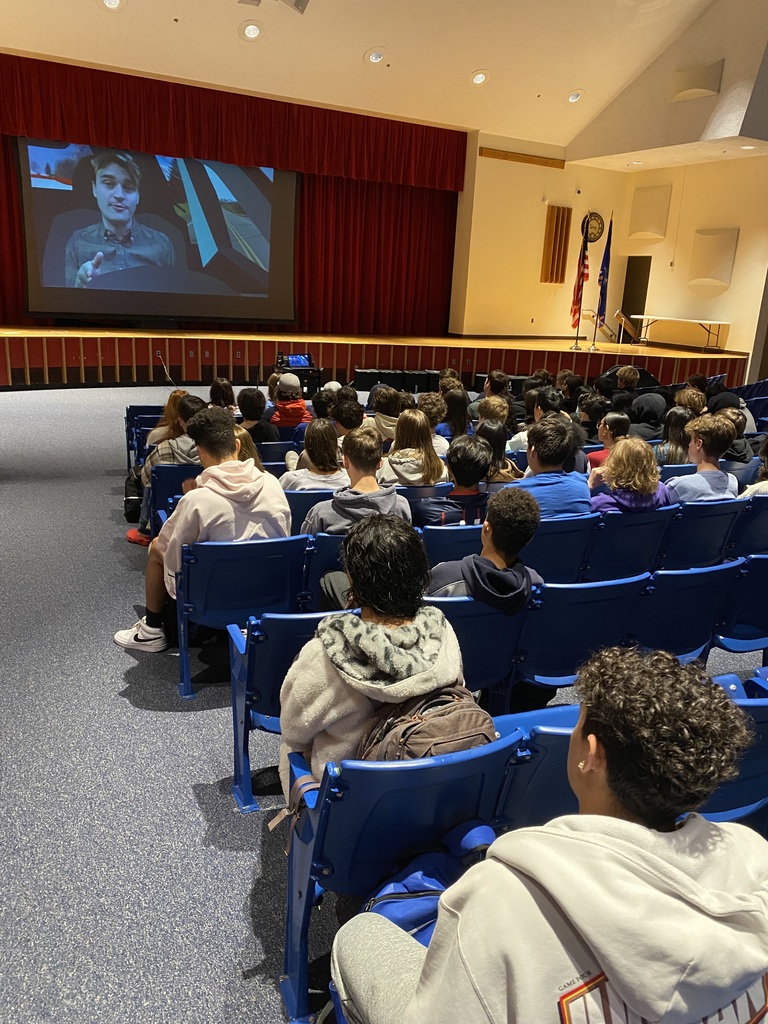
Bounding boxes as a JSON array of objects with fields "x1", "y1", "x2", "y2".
[{"x1": 362, "y1": 820, "x2": 496, "y2": 946}]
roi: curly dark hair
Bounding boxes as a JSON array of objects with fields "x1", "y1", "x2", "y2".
[
  {"x1": 342, "y1": 515, "x2": 430, "y2": 619},
  {"x1": 576, "y1": 647, "x2": 754, "y2": 830}
]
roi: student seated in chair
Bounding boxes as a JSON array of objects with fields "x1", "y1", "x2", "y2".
[
  {"x1": 126, "y1": 394, "x2": 207, "y2": 547},
  {"x1": 278, "y1": 515, "x2": 462, "y2": 799},
  {"x1": 506, "y1": 416, "x2": 591, "y2": 518},
  {"x1": 410, "y1": 435, "x2": 492, "y2": 528},
  {"x1": 331, "y1": 647, "x2": 768, "y2": 1024},
  {"x1": 301, "y1": 428, "x2": 411, "y2": 535},
  {"x1": 114, "y1": 407, "x2": 290, "y2": 653},
  {"x1": 589, "y1": 436, "x2": 673, "y2": 514},
  {"x1": 427, "y1": 487, "x2": 542, "y2": 612},
  {"x1": 665, "y1": 413, "x2": 739, "y2": 504},
  {"x1": 237, "y1": 387, "x2": 279, "y2": 445}
]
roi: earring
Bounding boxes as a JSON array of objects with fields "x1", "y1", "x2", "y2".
[{"x1": 578, "y1": 760, "x2": 585, "y2": 770}]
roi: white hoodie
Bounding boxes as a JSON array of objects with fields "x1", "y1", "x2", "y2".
[
  {"x1": 400, "y1": 814, "x2": 768, "y2": 1024},
  {"x1": 154, "y1": 458, "x2": 290, "y2": 597}
]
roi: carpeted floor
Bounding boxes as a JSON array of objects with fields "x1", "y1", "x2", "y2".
[
  {"x1": 0, "y1": 384, "x2": 755, "y2": 1023},
  {"x1": 0, "y1": 385, "x2": 342, "y2": 1024}
]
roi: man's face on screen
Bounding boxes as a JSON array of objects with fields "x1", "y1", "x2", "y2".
[{"x1": 92, "y1": 162, "x2": 139, "y2": 230}]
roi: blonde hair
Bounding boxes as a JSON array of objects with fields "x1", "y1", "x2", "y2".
[
  {"x1": 477, "y1": 395, "x2": 508, "y2": 423},
  {"x1": 617, "y1": 366, "x2": 640, "y2": 389},
  {"x1": 603, "y1": 436, "x2": 660, "y2": 496},
  {"x1": 390, "y1": 408, "x2": 445, "y2": 485},
  {"x1": 233, "y1": 425, "x2": 264, "y2": 470},
  {"x1": 675, "y1": 387, "x2": 706, "y2": 415}
]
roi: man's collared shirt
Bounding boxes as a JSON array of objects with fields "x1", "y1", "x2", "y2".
[{"x1": 64, "y1": 220, "x2": 175, "y2": 286}]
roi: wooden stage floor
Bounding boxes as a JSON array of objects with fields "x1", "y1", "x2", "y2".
[{"x1": 0, "y1": 327, "x2": 750, "y2": 388}]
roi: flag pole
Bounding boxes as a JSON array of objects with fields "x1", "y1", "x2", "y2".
[
  {"x1": 589, "y1": 312, "x2": 599, "y2": 353},
  {"x1": 570, "y1": 216, "x2": 589, "y2": 352}
]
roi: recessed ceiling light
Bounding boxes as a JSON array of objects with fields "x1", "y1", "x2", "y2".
[
  {"x1": 741, "y1": 144, "x2": 756, "y2": 150},
  {"x1": 632, "y1": 160, "x2": 644, "y2": 165},
  {"x1": 101, "y1": 0, "x2": 123, "y2": 9},
  {"x1": 364, "y1": 47, "x2": 387, "y2": 65},
  {"x1": 238, "y1": 19, "x2": 262, "y2": 39},
  {"x1": 469, "y1": 70, "x2": 488, "y2": 86},
  {"x1": 567, "y1": 90, "x2": 585, "y2": 103}
]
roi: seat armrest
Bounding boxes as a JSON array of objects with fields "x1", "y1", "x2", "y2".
[{"x1": 227, "y1": 622, "x2": 247, "y2": 656}]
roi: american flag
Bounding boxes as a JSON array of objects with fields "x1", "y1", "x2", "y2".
[{"x1": 570, "y1": 227, "x2": 590, "y2": 330}]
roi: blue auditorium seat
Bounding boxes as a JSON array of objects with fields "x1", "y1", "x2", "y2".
[
  {"x1": 150, "y1": 463, "x2": 204, "y2": 536},
  {"x1": 284, "y1": 489, "x2": 336, "y2": 534},
  {"x1": 512, "y1": 574, "x2": 650, "y2": 689},
  {"x1": 655, "y1": 500, "x2": 746, "y2": 570},
  {"x1": 581, "y1": 506, "x2": 678, "y2": 582},
  {"x1": 228, "y1": 610, "x2": 359, "y2": 812},
  {"x1": 627, "y1": 560, "x2": 745, "y2": 663},
  {"x1": 257, "y1": 441, "x2": 297, "y2": 460},
  {"x1": 728, "y1": 495, "x2": 768, "y2": 556},
  {"x1": 175, "y1": 536, "x2": 310, "y2": 699},
  {"x1": 422, "y1": 524, "x2": 482, "y2": 566},
  {"x1": 280, "y1": 720, "x2": 529, "y2": 1023},
  {"x1": 659, "y1": 463, "x2": 697, "y2": 482},
  {"x1": 518, "y1": 513, "x2": 600, "y2": 583},
  {"x1": 724, "y1": 457, "x2": 761, "y2": 492},
  {"x1": 714, "y1": 555, "x2": 768, "y2": 666}
]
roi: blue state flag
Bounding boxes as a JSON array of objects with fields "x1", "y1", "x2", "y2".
[{"x1": 597, "y1": 217, "x2": 613, "y2": 327}]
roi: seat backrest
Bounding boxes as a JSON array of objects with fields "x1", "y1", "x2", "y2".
[
  {"x1": 659, "y1": 463, "x2": 697, "y2": 482},
  {"x1": 716, "y1": 555, "x2": 768, "y2": 644},
  {"x1": 278, "y1": 426, "x2": 297, "y2": 441},
  {"x1": 125, "y1": 405, "x2": 164, "y2": 430},
  {"x1": 728, "y1": 495, "x2": 768, "y2": 556},
  {"x1": 626, "y1": 560, "x2": 745, "y2": 662},
  {"x1": 285, "y1": 489, "x2": 336, "y2": 534},
  {"x1": 723, "y1": 458, "x2": 761, "y2": 492},
  {"x1": 422, "y1": 524, "x2": 483, "y2": 567},
  {"x1": 494, "y1": 705, "x2": 580, "y2": 828},
  {"x1": 699, "y1": 693, "x2": 768, "y2": 819},
  {"x1": 245, "y1": 610, "x2": 358, "y2": 714},
  {"x1": 179, "y1": 536, "x2": 309, "y2": 629},
  {"x1": 395, "y1": 482, "x2": 454, "y2": 500},
  {"x1": 257, "y1": 441, "x2": 296, "y2": 460},
  {"x1": 518, "y1": 513, "x2": 600, "y2": 583},
  {"x1": 262, "y1": 462, "x2": 286, "y2": 478},
  {"x1": 307, "y1": 723, "x2": 529, "y2": 896},
  {"x1": 515, "y1": 574, "x2": 650, "y2": 685},
  {"x1": 581, "y1": 506, "x2": 678, "y2": 582},
  {"x1": 423, "y1": 596, "x2": 525, "y2": 691},
  {"x1": 510, "y1": 450, "x2": 528, "y2": 472},
  {"x1": 656, "y1": 500, "x2": 747, "y2": 570},
  {"x1": 305, "y1": 532, "x2": 346, "y2": 608},
  {"x1": 150, "y1": 464, "x2": 203, "y2": 531}
]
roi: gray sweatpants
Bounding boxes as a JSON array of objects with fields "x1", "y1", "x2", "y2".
[{"x1": 331, "y1": 914, "x2": 427, "y2": 1024}]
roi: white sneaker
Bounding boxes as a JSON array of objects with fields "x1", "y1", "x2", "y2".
[
  {"x1": 114, "y1": 617, "x2": 168, "y2": 653},
  {"x1": 284, "y1": 450, "x2": 300, "y2": 471}
]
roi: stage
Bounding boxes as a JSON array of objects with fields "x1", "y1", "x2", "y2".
[{"x1": 0, "y1": 327, "x2": 750, "y2": 389}]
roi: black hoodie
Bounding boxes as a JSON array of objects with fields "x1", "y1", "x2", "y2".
[{"x1": 427, "y1": 553, "x2": 542, "y2": 614}]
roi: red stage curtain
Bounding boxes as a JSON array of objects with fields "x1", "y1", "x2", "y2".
[
  {"x1": 0, "y1": 54, "x2": 465, "y2": 191},
  {"x1": 297, "y1": 175, "x2": 458, "y2": 335}
]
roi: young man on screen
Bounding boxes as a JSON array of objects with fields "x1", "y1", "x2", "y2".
[{"x1": 64, "y1": 150, "x2": 174, "y2": 288}]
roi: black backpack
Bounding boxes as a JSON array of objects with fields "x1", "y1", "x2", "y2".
[
  {"x1": 357, "y1": 685, "x2": 498, "y2": 761},
  {"x1": 124, "y1": 467, "x2": 143, "y2": 523}
]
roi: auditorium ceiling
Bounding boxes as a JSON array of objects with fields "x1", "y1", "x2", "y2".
[{"x1": 1, "y1": 0, "x2": 719, "y2": 145}]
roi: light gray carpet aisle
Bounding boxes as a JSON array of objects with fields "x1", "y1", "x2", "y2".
[{"x1": 0, "y1": 386, "x2": 300, "y2": 1024}]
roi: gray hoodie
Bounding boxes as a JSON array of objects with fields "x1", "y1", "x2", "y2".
[
  {"x1": 278, "y1": 607, "x2": 462, "y2": 796},
  {"x1": 333, "y1": 813, "x2": 768, "y2": 1024},
  {"x1": 301, "y1": 485, "x2": 411, "y2": 535}
]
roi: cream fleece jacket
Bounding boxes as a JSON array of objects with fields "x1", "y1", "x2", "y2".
[
  {"x1": 278, "y1": 606, "x2": 462, "y2": 797},
  {"x1": 377, "y1": 450, "x2": 449, "y2": 487},
  {"x1": 154, "y1": 458, "x2": 290, "y2": 597}
]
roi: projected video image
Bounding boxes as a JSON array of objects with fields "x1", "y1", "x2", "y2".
[{"x1": 17, "y1": 138, "x2": 296, "y2": 321}]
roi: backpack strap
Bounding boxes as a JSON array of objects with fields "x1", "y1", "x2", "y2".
[{"x1": 268, "y1": 771, "x2": 321, "y2": 856}]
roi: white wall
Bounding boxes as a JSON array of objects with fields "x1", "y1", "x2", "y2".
[
  {"x1": 621, "y1": 156, "x2": 768, "y2": 374},
  {"x1": 449, "y1": 143, "x2": 628, "y2": 340},
  {"x1": 450, "y1": 143, "x2": 768, "y2": 378}
]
